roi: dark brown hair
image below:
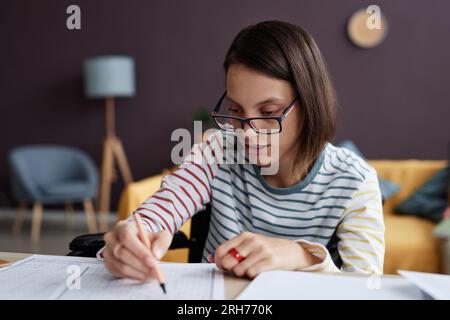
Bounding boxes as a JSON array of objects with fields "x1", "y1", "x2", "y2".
[{"x1": 223, "y1": 20, "x2": 336, "y2": 176}]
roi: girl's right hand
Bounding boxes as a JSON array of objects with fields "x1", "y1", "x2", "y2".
[{"x1": 102, "y1": 221, "x2": 172, "y2": 281}]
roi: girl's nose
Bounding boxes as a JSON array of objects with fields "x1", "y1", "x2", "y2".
[
  {"x1": 240, "y1": 122, "x2": 258, "y2": 145},
  {"x1": 242, "y1": 122, "x2": 258, "y2": 139},
  {"x1": 242, "y1": 121, "x2": 252, "y2": 132}
]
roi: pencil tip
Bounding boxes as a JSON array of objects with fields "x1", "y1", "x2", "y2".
[{"x1": 160, "y1": 283, "x2": 167, "y2": 294}]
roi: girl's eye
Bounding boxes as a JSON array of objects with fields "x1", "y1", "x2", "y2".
[
  {"x1": 228, "y1": 108, "x2": 242, "y2": 114},
  {"x1": 261, "y1": 108, "x2": 282, "y2": 116},
  {"x1": 261, "y1": 110, "x2": 275, "y2": 116},
  {"x1": 260, "y1": 105, "x2": 281, "y2": 116}
]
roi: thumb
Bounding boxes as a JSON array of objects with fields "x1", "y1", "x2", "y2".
[{"x1": 149, "y1": 230, "x2": 172, "y2": 260}]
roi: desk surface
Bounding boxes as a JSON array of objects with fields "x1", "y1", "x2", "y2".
[
  {"x1": 0, "y1": 251, "x2": 250, "y2": 300},
  {"x1": 0, "y1": 252, "x2": 404, "y2": 299}
]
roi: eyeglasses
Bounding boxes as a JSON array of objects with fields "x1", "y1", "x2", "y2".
[{"x1": 210, "y1": 91, "x2": 298, "y2": 135}]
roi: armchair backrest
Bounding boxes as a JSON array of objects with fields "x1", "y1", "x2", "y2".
[{"x1": 9, "y1": 145, "x2": 98, "y2": 201}]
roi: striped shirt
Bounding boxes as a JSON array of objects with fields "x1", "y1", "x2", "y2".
[{"x1": 129, "y1": 132, "x2": 385, "y2": 274}]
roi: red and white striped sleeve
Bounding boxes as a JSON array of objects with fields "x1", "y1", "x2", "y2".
[{"x1": 126, "y1": 132, "x2": 224, "y2": 235}]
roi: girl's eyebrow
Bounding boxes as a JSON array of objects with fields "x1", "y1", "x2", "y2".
[{"x1": 226, "y1": 96, "x2": 285, "y2": 107}]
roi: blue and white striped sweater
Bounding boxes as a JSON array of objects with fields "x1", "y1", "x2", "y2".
[{"x1": 132, "y1": 133, "x2": 385, "y2": 274}]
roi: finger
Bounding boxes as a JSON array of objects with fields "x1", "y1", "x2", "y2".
[
  {"x1": 103, "y1": 247, "x2": 152, "y2": 281},
  {"x1": 103, "y1": 230, "x2": 118, "y2": 248},
  {"x1": 230, "y1": 239, "x2": 266, "y2": 277},
  {"x1": 219, "y1": 253, "x2": 239, "y2": 271},
  {"x1": 103, "y1": 239, "x2": 153, "y2": 279},
  {"x1": 215, "y1": 232, "x2": 250, "y2": 269},
  {"x1": 114, "y1": 244, "x2": 154, "y2": 276},
  {"x1": 116, "y1": 223, "x2": 157, "y2": 268},
  {"x1": 234, "y1": 237, "x2": 259, "y2": 259},
  {"x1": 232, "y1": 250, "x2": 266, "y2": 277},
  {"x1": 246, "y1": 258, "x2": 274, "y2": 279},
  {"x1": 103, "y1": 231, "x2": 121, "y2": 258},
  {"x1": 220, "y1": 238, "x2": 254, "y2": 271},
  {"x1": 207, "y1": 250, "x2": 216, "y2": 263},
  {"x1": 104, "y1": 223, "x2": 156, "y2": 277}
]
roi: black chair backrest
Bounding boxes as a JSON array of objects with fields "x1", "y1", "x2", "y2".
[{"x1": 188, "y1": 204, "x2": 211, "y2": 262}]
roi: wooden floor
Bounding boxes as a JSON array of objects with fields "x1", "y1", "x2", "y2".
[{"x1": 0, "y1": 208, "x2": 115, "y2": 255}]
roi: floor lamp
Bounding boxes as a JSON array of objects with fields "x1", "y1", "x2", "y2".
[{"x1": 83, "y1": 56, "x2": 135, "y2": 231}]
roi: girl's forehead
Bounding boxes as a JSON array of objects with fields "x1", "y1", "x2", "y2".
[
  {"x1": 226, "y1": 64, "x2": 285, "y2": 86},
  {"x1": 225, "y1": 64, "x2": 295, "y2": 105}
]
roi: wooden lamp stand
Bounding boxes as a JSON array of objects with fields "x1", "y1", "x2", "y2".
[{"x1": 98, "y1": 97, "x2": 133, "y2": 231}]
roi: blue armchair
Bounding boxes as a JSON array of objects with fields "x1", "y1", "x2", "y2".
[{"x1": 9, "y1": 145, "x2": 99, "y2": 241}]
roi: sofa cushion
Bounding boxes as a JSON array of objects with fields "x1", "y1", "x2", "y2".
[
  {"x1": 394, "y1": 167, "x2": 449, "y2": 223},
  {"x1": 368, "y1": 160, "x2": 448, "y2": 216}
]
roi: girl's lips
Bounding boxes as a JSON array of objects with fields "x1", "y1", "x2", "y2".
[
  {"x1": 245, "y1": 144, "x2": 270, "y2": 152},
  {"x1": 246, "y1": 144, "x2": 268, "y2": 148}
]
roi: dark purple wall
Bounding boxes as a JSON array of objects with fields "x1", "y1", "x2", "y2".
[{"x1": 1, "y1": 0, "x2": 449, "y2": 209}]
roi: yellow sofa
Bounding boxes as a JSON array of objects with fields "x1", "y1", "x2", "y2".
[
  {"x1": 117, "y1": 160, "x2": 448, "y2": 274},
  {"x1": 368, "y1": 160, "x2": 447, "y2": 274}
]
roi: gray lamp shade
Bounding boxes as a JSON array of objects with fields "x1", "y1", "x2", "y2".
[{"x1": 83, "y1": 56, "x2": 136, "y2": 98}]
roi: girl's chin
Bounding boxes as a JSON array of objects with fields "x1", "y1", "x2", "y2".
[
  {"x1": 255, "y1": 161, "x2": 272, "y2": 167},
  {"x1": 248, "y1": 153, "x2": 273, "y2": 166}
]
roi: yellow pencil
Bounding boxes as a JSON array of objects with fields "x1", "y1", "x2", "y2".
[{"x1": 133, "y1": 213, "x2": 167, "y2": 294}]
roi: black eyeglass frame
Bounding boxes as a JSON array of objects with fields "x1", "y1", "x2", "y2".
[{"x1": 210, "y1": 91, "x2": 298, "y2": 135}]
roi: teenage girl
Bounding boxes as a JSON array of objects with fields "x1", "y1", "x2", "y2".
[{"x1": 100, "y1": 20, "x2": 384, "y2": 281}]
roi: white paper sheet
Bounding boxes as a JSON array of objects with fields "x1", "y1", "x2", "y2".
[
  {"x1": 398, "y1": 270, "x2": 450, "y2": 300},
  {"x1": 237, "y1": 270, "x2": 425, "y2": 300},
  {"x1": 0, "y1": 254, "x2": 224, "y2": 300}
]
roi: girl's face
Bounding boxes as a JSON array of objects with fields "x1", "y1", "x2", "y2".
[{"x1": 225, "y1": 63, "x2": 301, "y2": 169}]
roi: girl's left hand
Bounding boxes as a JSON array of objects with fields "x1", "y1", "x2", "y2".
[{"x1": 208, "y1": 231, "x2": 321, "y2": 278}]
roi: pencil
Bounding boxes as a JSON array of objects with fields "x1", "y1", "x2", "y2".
[{"x1": 133, "y1": 213, "x2": 167, "y2": 294}]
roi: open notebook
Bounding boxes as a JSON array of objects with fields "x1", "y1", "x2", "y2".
[
  {"x1": 237, "y1": 270, "x2": 425, "y2": 300},
  {"x1": 0, "y1": 254, "x2": 224, "y2": 300}
]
